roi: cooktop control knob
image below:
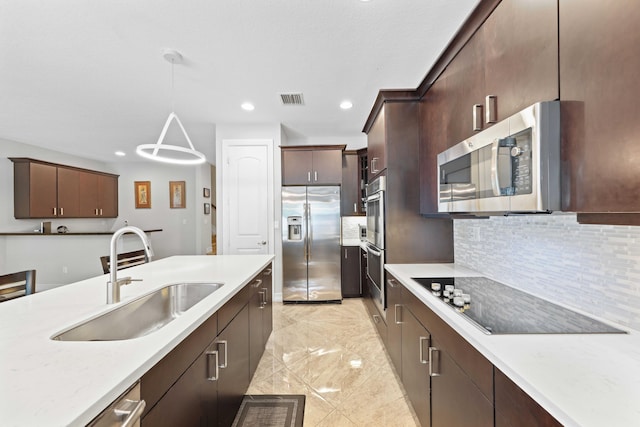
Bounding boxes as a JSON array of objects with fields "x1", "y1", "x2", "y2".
[
  {"x1": 431, "y1": 282, "x2": 441, "y2": 291},
  {"x1": 462, "y1": 294, "x2": 471, "y2": 303},
  {"x1": 453, "y1": 289, "x2": 463, "y2": 297},
  {"x1": 453, "y1": 296, "x2": 465, "y2": 307},
  {"x1": 444, "y1": 284, "x2": 455, "y2": 292},
  {"x1": 511, "y1": 146, "x2": 524, "y2": 157}
]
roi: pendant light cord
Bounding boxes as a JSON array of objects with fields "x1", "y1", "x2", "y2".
[{"x1": 171, "y1": 60, "x2": 175, "y2": 113}]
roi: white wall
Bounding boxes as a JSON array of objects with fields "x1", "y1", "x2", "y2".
[
  {"x1": 454, "y1": 213, "x2": 640, "y2": 331},
  {"x1": 214, "y1": 125, "x2": 365, "y2": 302},
  {"x1": 0, "y1": 138, "x2": 211, "y2": 288},
  {"x1": 215, "y1": 123, "x2": 284, "y2": 299}
]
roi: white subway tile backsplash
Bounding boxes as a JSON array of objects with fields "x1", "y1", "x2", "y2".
[
  {"x1": 454, "y1": 213, "x2": 640, "y2": 331},
  {"x1": 341, "y1": 216, "x2": 366, "y2": 241}
]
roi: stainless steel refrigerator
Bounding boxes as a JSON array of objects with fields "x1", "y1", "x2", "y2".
[{"x1": 282, "y1": 186, "x2": 342, "y2": 302}]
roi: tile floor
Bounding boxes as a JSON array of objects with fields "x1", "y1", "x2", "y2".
[{"x1": 247, "y1": 299, "x2": 420, "y2": 426}]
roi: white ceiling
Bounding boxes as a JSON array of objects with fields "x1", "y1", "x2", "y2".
[{"x1": 0, "y1": 0, "x2": 478, "y2": 164}]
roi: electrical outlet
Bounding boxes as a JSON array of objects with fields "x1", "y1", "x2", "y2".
[{"x1": 62, "y1": 266, "x2": 68, "y2": 274}]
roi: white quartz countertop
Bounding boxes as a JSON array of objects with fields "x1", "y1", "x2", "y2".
[
  {"x1": 386, "y1": 263, "x2": 640, "y2": 427},
  {"x1": 0, "y1": 254, "x2": 273, "y2": 427}
]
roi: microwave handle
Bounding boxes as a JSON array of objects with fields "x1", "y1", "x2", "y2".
[{"x1": 490, "y1": 138, "x2": 502, "y2": 197}]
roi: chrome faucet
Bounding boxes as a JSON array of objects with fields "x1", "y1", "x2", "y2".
[{"x1": 107, "y1": 226, "x2": 154, "y2": 304}]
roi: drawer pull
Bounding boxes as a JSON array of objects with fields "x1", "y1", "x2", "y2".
[{"x1": 206, "y1": 350, "x2": 219, "y2": 381}]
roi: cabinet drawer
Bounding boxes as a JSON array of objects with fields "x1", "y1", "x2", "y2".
[
  {"x1": 218, "y1": 281, "x2": 253, "y2": 333},
  {"x1": 495, "y1": 368, "x2": 561, "y2": 427},
  {"x1": 141, "y1": 312, "x2": 217, "y2": 416},
  {"x1": 402, "y1": 286, "x2": 493, "y2": 402}
]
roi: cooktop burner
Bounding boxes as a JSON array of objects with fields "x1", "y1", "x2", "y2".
[{"x1": 412, "y1": 277, "x2": 625, "y2": 335}]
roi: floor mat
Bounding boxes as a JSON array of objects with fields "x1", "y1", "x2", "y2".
[{"x1": 232, "y1": 394, "x2": 305, "y2": 427}]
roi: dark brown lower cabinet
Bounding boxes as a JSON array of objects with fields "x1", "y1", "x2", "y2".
[
  {"x1": 495, "y1": 368, "x2": 561, "y2": 427},
  {"x1": 141, "y1": 263, "x2": 272, "y2": 427},
  {"x1": 217, "y1": 304, "x2": 250, "y2": 427},
  {"x1": 249, "y1": 277, "x2": 265, "y2": 378},
  {"x1": 430, "y1": 338, "x2": 493, "y2": 427},
  {"x1": 261, "y1": 266, "x2": 273, "y2": 349},
  {"x1": 341, "y1": 246, "x2": 361, "y2": 297},
  {"x1": 400, "y1": 307, "x2": 431, "y2": 427},
  {"x1": 142, "y1": 342, "x2": 216, "y2": 427},
  {"x1": 385, "y1": 275, "x2": 403, "y2": 376}
]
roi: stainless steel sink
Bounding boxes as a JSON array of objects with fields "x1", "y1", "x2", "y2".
[{"x1": 52, "y1": 283, "x2": 224, "y2": 341}]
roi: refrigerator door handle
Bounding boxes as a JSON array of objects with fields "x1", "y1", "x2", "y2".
[
  {"x1": 307, "y1": 203, "x2": 312, "y2": 260},
  {"x1": 303, "y1": 203, "x2": 308, "y2": 261}
]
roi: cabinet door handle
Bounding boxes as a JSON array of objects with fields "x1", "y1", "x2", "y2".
[
  {"x1": 262, "y1": 287, "x2": 269, "y2": 305},
  {"x1": 259, "y1": 290, "x2": 266, "y2": 308},
  {"x1": 53, "y1": 207, "x2": 57, "y2": 216},
  {"x1": 485, "y1": 95, "x2": 497, "y2": 124},
  {"x1": 419, "y1": 336, "x2": 429, "y2": 364},
  {"x1": 264, "y1": 268, "x2": 272, "y2": 276},
  {"x1": 60, "y1": 207, "x2": 64, "y2": 216},
  {"x1": 252, "y1": 278, "x2": 263, "y2": 288},
  {"x1": 119, "y1": 398, "x2": 146, "y2": 427},
  {"x1": 307, "y1": 171, "x2": 311, "y2": 182},
  {"x1": 206, "y1": 350, "x2": 219, "y2": 381},
  {"x1": 429, "y1": 346, "x2": 441, "y2": 377},
  {"x1": 314, "y1": 171, "x2": 318, "y2": 181},
  {"x1": 394, "y1": 304, "x2": 402, "y2": 324},
  {"x1": 371, "y1": 157, "x2": 379, "y2": 174},
  {"x1": 473, "y1": 104, "x2": 483, "y2": 131},
  {"x1": 344, "y1": 248, "x2": 348, "y2": 259},
  {"x1": 217, "y1": 340, "x2": 228, "y2": 368},
  {"x1": 99, "y1": 208, "x2": 103, "y2": 216},
  {"x1": 354, "y1": 203, "x2": 357, "y2": 213}
]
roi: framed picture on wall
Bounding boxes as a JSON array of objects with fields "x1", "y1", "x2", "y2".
[
  {"x1": 203, "y1": 187, "x2": 210, "y2": 198},
  {"x1": 134, "y1": 181, "x2": 151, "y2": 209},
  {"x1": 170, "y1": 181, "x2": 186, "y2": 208}
]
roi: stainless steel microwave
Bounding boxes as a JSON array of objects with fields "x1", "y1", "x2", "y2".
[{"x1": 437, "y1": 101, "x2": 560, "y2": 214}]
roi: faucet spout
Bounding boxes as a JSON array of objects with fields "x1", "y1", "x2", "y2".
[{"x1": 107, "y1": 226, "x2": 154, "y2": 304}]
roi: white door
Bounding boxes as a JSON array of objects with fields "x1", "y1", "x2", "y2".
[{"x1": 222, "y1": 141, "x2": 272, "y2": 254}]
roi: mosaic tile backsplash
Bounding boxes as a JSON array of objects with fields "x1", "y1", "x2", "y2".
[{"x1": 454, "y1": 213, "x2": 640, "y2": 331}]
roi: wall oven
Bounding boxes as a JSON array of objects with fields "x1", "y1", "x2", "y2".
[
  {"x1": 366, "y1": 176, "x2": 385, "y2": 316},
  {"x1": 437, "y1": 101, "x2": 560, "y2": 214}
]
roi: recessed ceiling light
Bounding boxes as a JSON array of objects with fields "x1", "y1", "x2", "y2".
[
  {"x1": 340, "y1": 100, "x2": 353, "y2": 110},
  {"x1": 241, "y1": 102, "x2": 255, "y2": 111},
  {"x1": 115, "y1": 151, "x2": 126, "y2": 156}
]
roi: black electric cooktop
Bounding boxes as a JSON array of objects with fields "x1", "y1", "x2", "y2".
[{"x1": 412, "y1": 277, "x2": 625, "y2": 335}]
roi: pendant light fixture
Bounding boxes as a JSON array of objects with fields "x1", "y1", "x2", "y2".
[{"x1": 136, "y1": 49, "x2": 206, "y2": 165}]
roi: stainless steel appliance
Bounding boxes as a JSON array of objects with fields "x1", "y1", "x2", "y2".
[
  {"x1": 438, "y1": 101, "x2": 560, "y2": 214},
  {"x1": 365, "y1": 176, "x2": 385, "y2": 316},
  {"x1": 412, "y1": 277, "x2": 625, "y2": 335},
  {"x1": 282, "y1": 186, "x2": 342, "y2": 302}
]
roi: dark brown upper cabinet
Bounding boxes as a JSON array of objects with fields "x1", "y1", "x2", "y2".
[
  {"x1": 367, "y1": 107, "x2": 387, "y2": 180},
  {"x1": 341, "y1": 149, "x2": 367, "y2": 216},
  {"x1": 560, "y1": 1, "x2": 640, "y2": 218},
  {"x1": 419, "y1": 0, "x2": 558, "y2": 215},
  {"x1": 281, "y1": 146, "x2": 344, "y2": 185},
  {"x1": 10, "y1": 158, "x2": 119, "y2": 219}
]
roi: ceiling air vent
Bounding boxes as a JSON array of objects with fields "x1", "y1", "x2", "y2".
[{"x1": 279, "y1": 93, "x2": 305, "y2": 106}]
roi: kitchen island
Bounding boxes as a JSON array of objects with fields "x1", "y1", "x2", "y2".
[
  {"x1": 386, "y1": 263, "x2": 640, "y2": 427},
  {"x1": 0, "y1": 254, "x2": 273, "y2": 427}
]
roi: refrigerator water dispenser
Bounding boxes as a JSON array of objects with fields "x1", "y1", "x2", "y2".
[{"x1": 287, "y1": 216, "x2": 302, "y2": 240}]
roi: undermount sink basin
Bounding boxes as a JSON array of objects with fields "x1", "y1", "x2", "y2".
[{"x1": 52, "y1": 282, "x2": 224, "y2": 342}]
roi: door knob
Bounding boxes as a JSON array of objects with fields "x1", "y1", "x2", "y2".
[{"x1": 258, "y1": 241, "x2": 267, "y2": 245}]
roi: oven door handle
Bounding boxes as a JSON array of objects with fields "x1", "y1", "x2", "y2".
[
  {"x1": 490, "y1": 138, "x2": 502, "y2": 197},
  {"x1": 366, "y1": 245, "x2": 382, "y2": 257},
  {"x1": 367, "y1": 192, "x2": 381, "y2": 203}
]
